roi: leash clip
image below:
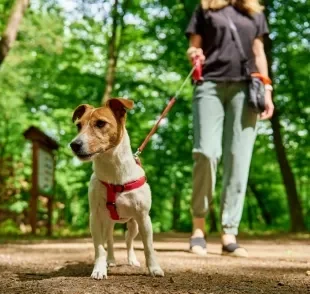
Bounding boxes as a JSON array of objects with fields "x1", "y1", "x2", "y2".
[{"x1": 134, "y1": 149, "x2": 141, "y2": 158}]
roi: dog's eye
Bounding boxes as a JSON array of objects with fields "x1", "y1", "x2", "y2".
[
  {"x1": 76, "y1": 123, "x2": 82, "y2": 131},
  {"x1": 96, "y1": 120, "x2": 106, "y2": 128}
]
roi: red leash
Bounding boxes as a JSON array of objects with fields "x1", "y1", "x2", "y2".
[{"x1": 134, "y1": 57, "x2": 203, "y2": 158}]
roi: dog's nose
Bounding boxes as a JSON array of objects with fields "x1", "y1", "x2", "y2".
[{"x1": 70, "y1": 140, "x2": 83, "y2": 153}]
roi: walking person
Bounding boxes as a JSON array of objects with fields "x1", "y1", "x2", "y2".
[{"x1": 186, "y1": 0, "x2": 274, "y2": 257}]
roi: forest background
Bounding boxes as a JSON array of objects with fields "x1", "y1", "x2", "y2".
[{"x1": 0, "y1": 0, "x2": 309, "y2": 237}]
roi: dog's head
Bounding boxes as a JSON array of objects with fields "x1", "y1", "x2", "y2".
[{"x1": 70, "y1": 98, "x2": 134, "y2": 161}]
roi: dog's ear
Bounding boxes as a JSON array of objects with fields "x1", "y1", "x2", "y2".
[
  {"x1": 106, "y1": 98, "x2": 134, "y2": 119},
  {"x1": 72, "y1": 104, "x2": 94, "y2": 122}
]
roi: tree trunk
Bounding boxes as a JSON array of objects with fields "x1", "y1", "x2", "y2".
[
  {"x1": 101, "y1": 0, "x2": 129, "y2": 105},
  {"x1": 246, "y1": 196, "x2": 253, "y2": 230},
  {"x1": 208, "y1": 202, "x2": 218, "y2": 233},
  {"x1": 270, "y1": 113, "x2": 305, "y2": 231},
  {"x1": 172, "y1": 192, "x2": 181, "y2": 231},
  {"x1": 263, "y1": 1, "x2": 306, "y2": 232},
  {"x1": 248, "y1": 180, "x2": 272, "y2": 226},
  {"x1": 101, "y1": 0, "x2": 119, "y2": 104},
  {"x1": 0, "y1": 0, "x2": 29, "y2": 66}
]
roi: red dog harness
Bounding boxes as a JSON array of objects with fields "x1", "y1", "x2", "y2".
[{"x1": 100, "y1": 176, "x2": 146, "y2": 220}]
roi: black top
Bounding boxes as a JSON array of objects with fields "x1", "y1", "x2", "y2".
[{"x1": 185, "y1": 5, "x2": 269, "y2": 81}]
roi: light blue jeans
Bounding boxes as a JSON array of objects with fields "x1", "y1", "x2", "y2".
[{"x1": 192, "y1": 81, "x2": 258, "y2": 235}]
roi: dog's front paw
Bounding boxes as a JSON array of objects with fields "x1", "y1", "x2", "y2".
[
  {"x1": 91, "y1": 270, "x2": 107, "y2": 280},
  {"x1": 148, "y1": 265, "x2": 164, "y2": 277},
  {"x1": 91, "y1": 260, "x2": 107, "y2": 280}
]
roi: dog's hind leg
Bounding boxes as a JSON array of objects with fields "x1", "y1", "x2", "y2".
[
  {"x1": 90, "y1": 214, "x2": 108, "y2": 279},
  {"x1": 126, "y1": 219, "x2": 140, "y2": 267},
  {"x1": 136, "y1": 215, "x2": 164, "y2": 277},
  {"x1": 106, "y1": 221, "x2": 116, "y2": 267}
]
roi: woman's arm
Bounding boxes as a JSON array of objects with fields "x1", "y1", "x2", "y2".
[
  {"x1": 253, "y1": 37, "x2": 268, "y2": 76},
  {"x1": 253, "y1": 37, "x2": 274, "y2": 120},
  {"x1": 190, "y1": 34, "x2": 202, "y2": 48}
]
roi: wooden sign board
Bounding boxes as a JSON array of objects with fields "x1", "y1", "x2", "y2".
[
  {"x1": 24, "y1": 126, "x2": 59, "y2": 235},
  {"x1": 38, "y1": 148, "x2": 54, "y2": 196}
]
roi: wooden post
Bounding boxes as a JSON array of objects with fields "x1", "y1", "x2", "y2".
[
  {"x1": 47, "y1": 197, "x2": 53, "y2": 236},
  {"x1": 24, "y1": 126, "x2": 59, "y2": 236},
  {"x1": 29, "y1": 141, "x2": 39, "y2": 234}
]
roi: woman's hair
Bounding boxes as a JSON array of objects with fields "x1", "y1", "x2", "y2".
[{"x1": 201, "y1": 0, "x2": 264, "y2": 14}]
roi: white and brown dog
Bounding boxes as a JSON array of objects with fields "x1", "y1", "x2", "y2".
[{"x1": 70, "y1": 98, "x2": 164, "y2": 279}]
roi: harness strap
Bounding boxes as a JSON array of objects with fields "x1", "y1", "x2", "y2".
[{"x1": 100, "y1": 176, "x2": 146, "y2": 220}]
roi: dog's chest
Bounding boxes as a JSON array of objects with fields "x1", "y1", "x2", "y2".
[{"x1": 91, "y1": 183, "x2": 151, "y2": 221}]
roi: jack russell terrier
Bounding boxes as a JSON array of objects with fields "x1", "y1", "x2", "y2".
[{"x1": 70, "y1": 98, "x2": 164, "y2": 279}]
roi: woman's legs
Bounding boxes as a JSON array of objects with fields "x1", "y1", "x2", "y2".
[
  {"x1": 191, "y1": 81, "x2": 257, "y2": 255},
  {"x1": 191, "y1": 81, "x2": 225, "y2": 250},
  {"x1": 221, "y1": 82, "x2": 257, "y2": 249}
]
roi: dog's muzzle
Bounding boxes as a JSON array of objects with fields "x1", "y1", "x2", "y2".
[{"x1": 70, "y1": 139, "x2": 83, "y2": 153}]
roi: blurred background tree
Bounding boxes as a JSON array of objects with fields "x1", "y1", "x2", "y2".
[{"x1": 0, "y1": 0, "x2": 308, "y2": 236}]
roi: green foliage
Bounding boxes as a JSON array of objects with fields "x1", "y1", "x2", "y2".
[
  {"x1": 0, "y1": 0, "x2": 14, "y2": 32},
  {"x1": 0, "y1": 219, "x2": 20, "y2": 235},
  {"x1": 0, "y1": 0, "x2": 308, "y2": 236}
]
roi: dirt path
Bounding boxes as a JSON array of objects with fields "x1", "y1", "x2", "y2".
[{"x1": 0, "y1": 233, "x2": 309, "y2": 294}]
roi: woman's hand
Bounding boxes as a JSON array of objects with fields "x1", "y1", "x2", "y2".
[
  {"x1": 187, "y1": 47, "x2": 205, "y2": 63},
  {"x1": 253, "y1": 37, "x2": 274, "y2": 120},
  {"x1": 260, "y1": 89, "x2": 274, "y2": 120}
]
